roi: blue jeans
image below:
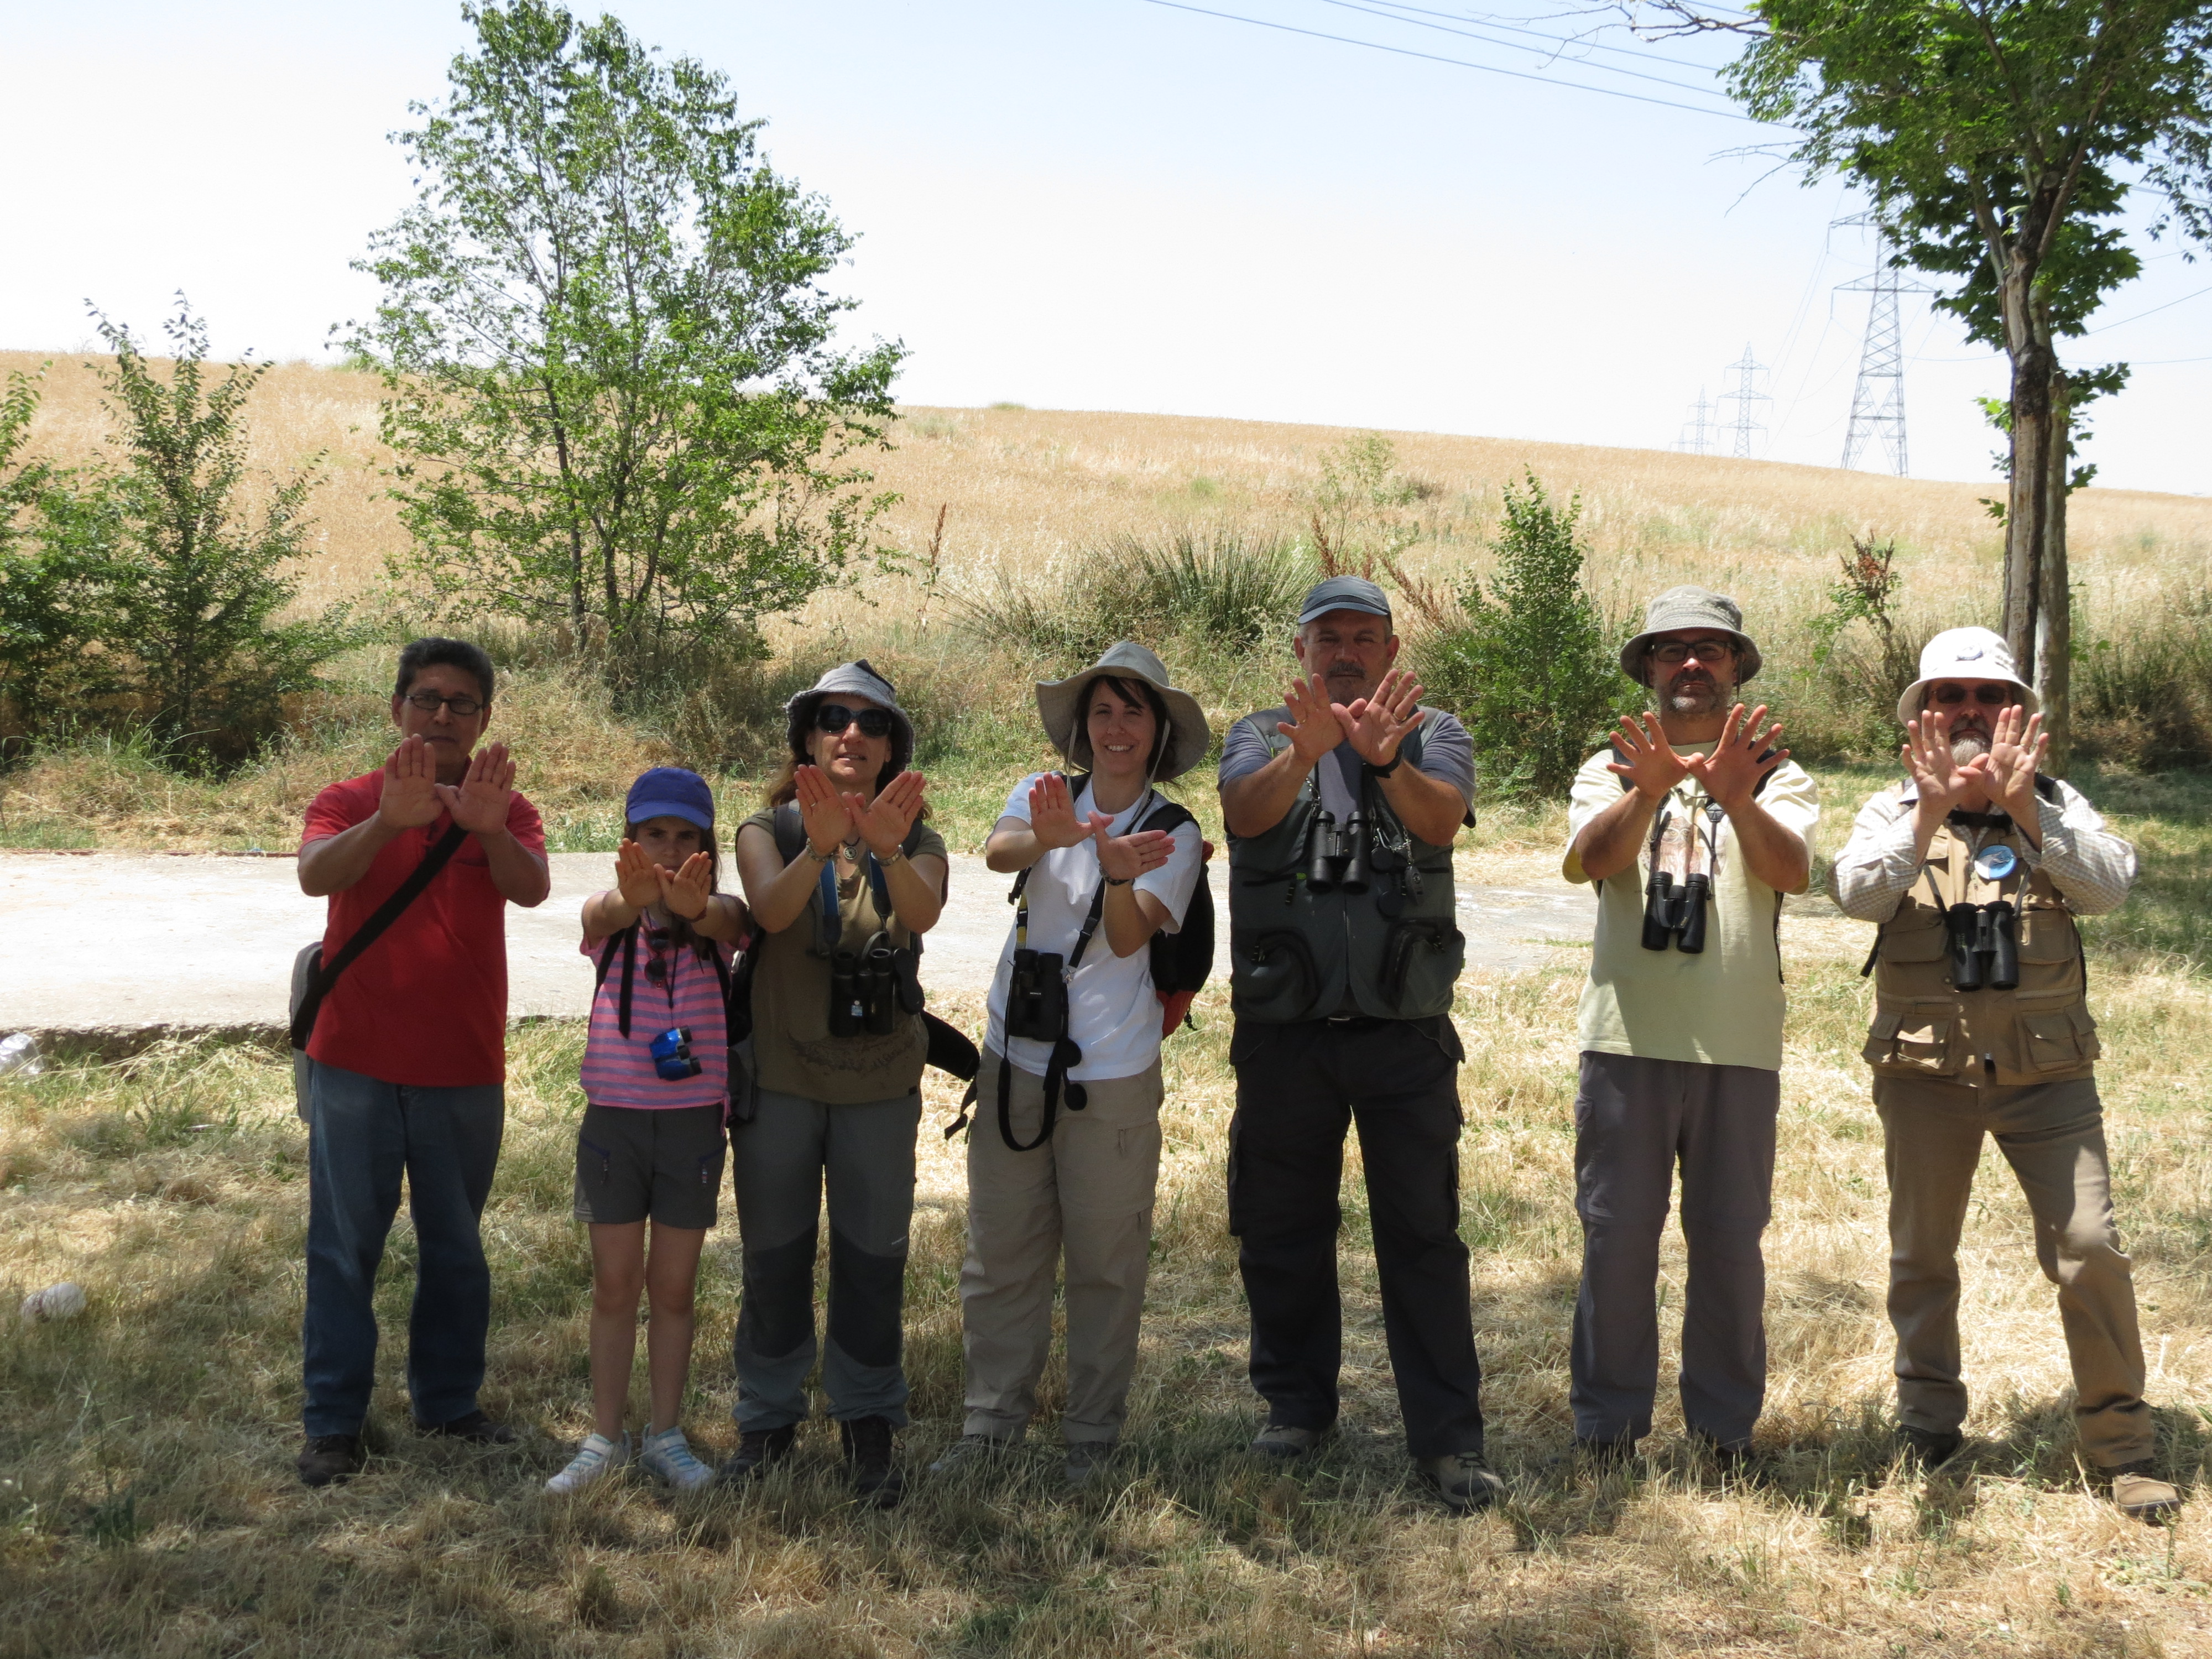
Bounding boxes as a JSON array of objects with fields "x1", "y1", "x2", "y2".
[{"x1": 301, "y1": 1059, "x2": 505, "y2": 1436}]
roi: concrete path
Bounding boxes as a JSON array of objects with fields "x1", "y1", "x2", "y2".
[{"x1": 0, "y1": 851, "x2": 1600, "y2": 1042}]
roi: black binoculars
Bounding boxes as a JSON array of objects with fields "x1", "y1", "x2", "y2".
[
  {"x1": 1004, "y1": 947, "x2": 1070, "y2": 1042},
  {"x1": 1641, "y1": 869, "x2": 1712, "y2": 954},
  {"x1": 1306, "y1": 810, "x2": 1373, "y2": 895},
  {"x1": 1946, "y1": 899, "x2": 2018, "y2": 992},
  {"x1": 828, "y1": 943, "x2": 902, "y2": 1037}
]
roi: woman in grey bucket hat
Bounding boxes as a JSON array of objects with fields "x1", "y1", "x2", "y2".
[{"x1": 932, "y1": 642, "x2": 1211, "y2": 1487}]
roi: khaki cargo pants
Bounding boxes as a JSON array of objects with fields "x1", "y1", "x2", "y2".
[
  {"x1": 1875, "y1": 1071, "x2": 2152, "y2": 1468},
  {"x1": 959, "y1": 1055, "x2": 1164, "y2": 1447}
]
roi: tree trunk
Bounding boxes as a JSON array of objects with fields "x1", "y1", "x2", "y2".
[
  {"x1": 2000, "y1": 269, "x2": 2056, "y2": 726},
  {"x1": 2039, "y1": 369, "x2": 2074, "y2": 776}
]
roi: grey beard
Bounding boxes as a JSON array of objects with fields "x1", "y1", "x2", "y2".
[
  {"x1": 1664, "y1": 680, "x2": 1726, "y2": 716},
  {"x1": 1949, "y1": 732, "x2": 1991, "y2": 765}
]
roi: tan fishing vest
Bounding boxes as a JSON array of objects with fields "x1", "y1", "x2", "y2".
[{"x1": 1864, "y1": 787, "x2": 2099, "y2": 1086}]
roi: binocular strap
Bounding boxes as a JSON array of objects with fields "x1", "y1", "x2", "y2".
[{"x1": 997, "y1": 870, "x2": 1109, "y2": 1152}]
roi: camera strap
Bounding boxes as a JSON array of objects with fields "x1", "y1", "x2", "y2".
[
  {"x1": 594, "y1": 918, "x2": 732, "y2": 1040},
  {"x1": 290, "y1": 821, "x2": 468, "y2": 1052}
]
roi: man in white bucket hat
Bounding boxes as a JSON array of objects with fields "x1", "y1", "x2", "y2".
[{"x1": 1829, "y1": 626, "x2": 2178, "y2": 1520}]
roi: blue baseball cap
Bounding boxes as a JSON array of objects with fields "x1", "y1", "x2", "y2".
[{"x1": 625, "y1": 767, "x2": 715, "y2": 832}]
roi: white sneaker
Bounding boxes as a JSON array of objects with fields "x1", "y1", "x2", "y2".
[
  {"x1": 637, "y1": 1426, "x2": 714, "y2": 1492},
  {"x1": 545, "y1": 1431, "x2": 632, "y2": 1494}
]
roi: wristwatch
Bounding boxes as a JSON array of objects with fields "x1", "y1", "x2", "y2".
[
  {"x1": 1104, "y1": 874, "x2": 1132, "y2": 886},
  {"x1": 878, "y1": 844, "x2": 907, "y2": 868}
]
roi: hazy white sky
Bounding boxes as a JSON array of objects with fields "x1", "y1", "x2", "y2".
[{"x1": 5, "y1": 0, "x2": 2207, "y2": 491}]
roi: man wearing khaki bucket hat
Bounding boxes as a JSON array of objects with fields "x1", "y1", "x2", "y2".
[{"x1": 1829, "y1": 627, "x2": 2179, "y2": 1520}]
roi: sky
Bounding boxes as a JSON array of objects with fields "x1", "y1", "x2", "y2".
[{"x1": 4, "y1": 0, "x2": 2207, "y2": 492}]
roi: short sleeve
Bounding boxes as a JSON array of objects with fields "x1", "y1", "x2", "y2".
[
  {"x1": 1562, "y1": 751, "x2": 1623, "y2": 884},
  {"x1": 1217, "y1": 717, "x2": 1272, "y2": 789},
  {"x1": 1000, "y1": 773, "x2": 1046, "y2": 824},
  {"x1": 912, "y1": 822, "x2": 951, "y2": 864},
  {"x1": 1135, "y1": 819, "x2": 1206, "y2": 932},
  {"x1": 1412, "y1": 711, "x2": 1475, "y2": 806},
  {"x1": 580, "y1": 893, "x2": 616, "y2": 954},
  {"x1": 1759, "y1": 762, "x2": 1820, "y2": 842},
  {"x1": 302, "y1": 778, "x2": 370, "y2": 847},
  {"x1": 504, "y1": 790, "x2": 546, "y2": 857}
]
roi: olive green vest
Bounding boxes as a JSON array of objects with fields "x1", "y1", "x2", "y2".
[
  {"x1": 1225, "y1": 709, "x2": 1464, "y2": 1024},
  {"x1": 1864, "y1": 783, "x2": 2099, "y2": 1085}
]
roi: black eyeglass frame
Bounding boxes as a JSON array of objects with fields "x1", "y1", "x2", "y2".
[{"x1": 401, "y1": 690, "x2": 486, "y2": 717}]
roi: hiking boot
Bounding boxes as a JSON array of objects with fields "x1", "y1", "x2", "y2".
[
  {"x1": 545, "y1": 1432, "x2": 631, "y2": 1494},
  {"x1": 717, "y1": 1424, "x2": 796, "y2": 1485},
  {"x1": 637, "y1": 1426, "x2": 714, "y2": 1493},
  {"x1": 1250, "y1": 1421, "x2": 1327, "y2": 1459},
  {"x1": 1416, "y1": 1448, "x2": 1506, "y2": 1515},
  {"x1": 928, "y1": 1433, "x2": 1014, "y2": 1475},
  {"x1": 1691, "y1": 1429, "x2": 1755, "y2": 1475},
  {"x1": 416, "y1": 1408, "x2": 515, "y2": 1445},
  {"x1": 298, "y1": 1432, "x2": 366, "y2": 1489},
  {"x1": 840, "y1": 1416, "x2": 905, "y2": 1510},
  {"x1": 1897, "y1": 1425, "x2": 1963, "y2": 1470},
  {"x1": 1573, "y1": 1434, "x2": 1637, "y2": 1472},
  {"x1": 2109, "y1": 1462, "x2": 2184, "y2": 1523},
  {"x1": 1064, "y1": 1440, "x2": 1114, "y2": 1489}
]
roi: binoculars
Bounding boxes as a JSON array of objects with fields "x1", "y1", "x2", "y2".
[
  {"x1": 1306, "y1": 810, "x2": 1373, "y2": 895},
  {"x1": 1641, "y1": 869, "x2": 1712, "y2": 954},
  {"x1": 1946, "y1": 899, "x2": 2019, "y2": 992},
  {"x1": 1004, "y1": 947, "x2": 1071, "y2": 1043},
  {"x1": 828, "y1": 941, "x2": 902, "y2": 1037},
  {"x1": 649, "y1": 1025, "x2": 701, "y2": 1081}
]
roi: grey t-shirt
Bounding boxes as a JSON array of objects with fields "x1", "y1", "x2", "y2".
[{"x1": 1218, "y1": 705, "x2": 1475, "y2": 821}]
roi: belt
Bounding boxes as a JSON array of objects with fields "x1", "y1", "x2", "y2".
[{"x1": 1323, "y1": 1015, "x2": 1395, "y2": 1032}]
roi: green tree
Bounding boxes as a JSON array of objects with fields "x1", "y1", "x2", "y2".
[
  {"x1": 353, "y1": 1, "x2": 905, "y2": 685},
  {"x1": 1639, "y1": 0, "x2": 2212, "y2": 769},
  {"x1": 1429, "y1": 471, "x2": 1632, "y2": 796},
  {"x1": 93, "y1": 305, "x2": 348, "y2": 763}
]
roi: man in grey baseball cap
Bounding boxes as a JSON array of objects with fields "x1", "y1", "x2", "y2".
[
  {"x1": 1215, "y1": 573, "x2": 1498, "y2": 1511},
  {"x1": 1561, "y1": 586, "x2": 1817, "y2": 1472}
]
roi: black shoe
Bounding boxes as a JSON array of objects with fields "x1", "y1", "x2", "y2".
[
  {"x1": 1415, "y1": 1448, "x2": 1505, "y2": 1515},
  {"x1": 1691, "y1": 1430, "x2": 1754, "y2": 1474},
  {"x1": 298, "y1": 1432, "x2": 365, "y2": 1488},
  {"x1": 1573, "y1": 1435, "x2": 1637, "y2": 1471},
  {"x1": 840, "y1": 1416, "x2": 905, "y2": 1510},
  {"x1": 718, "y1": 1424, "x2": 797, "y2": 1485},
  {"x1": 415, "y1": 1409, "x2": 515, "y2": 1445},
  {"x1": 1897, "y1": 1425, "x2": 1963, "y2": 1470},
  {"x1": 1250, "y1": 1421, "x2": 1329, "y2": 1459}
]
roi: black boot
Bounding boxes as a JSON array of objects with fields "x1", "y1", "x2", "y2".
[
  {"x1": 717, "y1": 1423, "x2": 796, "y2": 1485},
  {"x1": 840, "y1": 1416, "x2": 905, "y2": 1510}
]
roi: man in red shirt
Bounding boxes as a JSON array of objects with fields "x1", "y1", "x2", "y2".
[{"x1": 295, "y1": 638, "x2": 551, "y2": 1488}]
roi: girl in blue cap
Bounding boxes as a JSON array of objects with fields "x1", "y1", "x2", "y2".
[{"x1": 547, "y1": 767, "x2": 749, "y2": 1494}]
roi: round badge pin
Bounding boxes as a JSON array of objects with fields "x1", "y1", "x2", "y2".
[{"x1": 1974, "y1": 844, "x2": 2018, "y2": 882}]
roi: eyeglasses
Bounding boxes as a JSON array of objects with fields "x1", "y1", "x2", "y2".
[
  {"x1": 1648, "y1": 639, "x2": 1739, "y2": 665},
  {"x1": 1931, "y1": 684, "x2": 2015, "y2": 707},
  {"x1": 402, "y1": 690, "x2": 484, "y2": 717},
  {"x1": 815, "y1": 703, "x2": 895, "y2": 738}
]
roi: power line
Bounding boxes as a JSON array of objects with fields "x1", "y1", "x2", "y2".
[
  {"x1": 1311, "y1": 0, "x2": 1738, "y2": 97},
  {"x1": 1358, "y1": 1, "x2": 1743, "y2": 71},
  {"x1": 1136, "y1": 0, "x2": 1791, "y2": 124},
  {"x1": 2084, "y1": 281, "x2": 2212, "y2": 335}
]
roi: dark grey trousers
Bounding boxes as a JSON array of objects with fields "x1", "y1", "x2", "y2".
[{"x1": 1569, "y1": 1050, "x2": 1778, "y2": 1451}]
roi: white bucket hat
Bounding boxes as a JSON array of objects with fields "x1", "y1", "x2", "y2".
[{"x1": 1895, "y1": 627, "x2": 2038, "y2": 726}]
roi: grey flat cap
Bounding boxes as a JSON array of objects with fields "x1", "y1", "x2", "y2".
[
  {"x1": 1035, "y1": 641, "x2": 1212, "y2": 782},
  {"x1": 1619, "y1": 585, "x2": 1762, "y2": 685},
  {"x1": 1298, "y1": 575, "x2": 1392, "y2": 627}
]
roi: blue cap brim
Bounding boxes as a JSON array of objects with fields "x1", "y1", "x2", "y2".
[{"x1": 627, "y1": 801, "x2": 715, "y2": 832}]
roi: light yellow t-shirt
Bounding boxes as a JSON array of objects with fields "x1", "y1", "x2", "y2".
[{"x1": 1562, "y1": 745, "x2": 1819, "y2": 1073}]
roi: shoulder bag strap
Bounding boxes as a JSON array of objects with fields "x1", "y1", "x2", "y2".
[{"x1": 290, "y1": 822, "x2": 469, "y2": 1050}]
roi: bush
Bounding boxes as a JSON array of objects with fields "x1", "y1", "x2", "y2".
[
  {"x1": 1423, "y1": 471, "x2": 1633, "y2": 797},
  {"x1": 2073, "y1": 578, "x2": 2212, "y2": 769}
]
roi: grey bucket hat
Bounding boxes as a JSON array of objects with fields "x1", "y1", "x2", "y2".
[
  {"x1": 1619, "y1": 585, "x2": 1764, "y2": 686},
  {"x1": 1035, "y1": 641, "x2": 1212, "y2": 783},
  {"x1": 785, "y1": 659, "x2": 915, "y2": 778}
]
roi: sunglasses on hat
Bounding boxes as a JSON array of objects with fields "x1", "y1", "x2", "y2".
[{"x1": 815, "y1": 703, "x2": 895, "y2": 738}]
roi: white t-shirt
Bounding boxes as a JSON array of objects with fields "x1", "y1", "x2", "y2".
[{"x1": 985, "y1": 775, "x2": 1206, "y2": 1082}]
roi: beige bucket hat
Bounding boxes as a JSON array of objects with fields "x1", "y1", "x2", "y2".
[
  {"x1": 1035, "y1": 641, "x2": 1212, "y2": 783},
  {"x1": 1895, "y1": 627, "x2": 2038, "y2": 726}
]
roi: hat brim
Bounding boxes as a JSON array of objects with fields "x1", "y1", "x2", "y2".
[
  {"x1": 1036, "y1": 669, "x2": 1211, "y2": 783},
  {"x1": 627, "y1": 800, "x2": 716, "y2": 832},
  {"x1": 784, "y1": 689, "x2": 916, "y2": 772},
  {"x1": 1619, "y1": 630, "x2": 1763, "y2": 686},
  {"x1": 1895, "y1": 677, "x2": 2039, "y2": 727}
]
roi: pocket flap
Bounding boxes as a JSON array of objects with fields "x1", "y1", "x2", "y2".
[
  {"x1": 2018, "y1": 1009, "x2": 2087, "y2": 1071},
  {"x1": 1869, "y1": 1009, "x2": 1902, "y2": 1040},
  {"x1": 1879, "y1": 915, "x2": 1949, "y2": 963},
  {"x1": 1895, "y1": 1017, "x2": 1950, "y2": 1051}
]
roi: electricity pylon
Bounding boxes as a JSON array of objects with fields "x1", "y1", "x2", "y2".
[
  {"x1": 1838, "y1": 219, "x2": 1931, "y2": 474},
  {"x1": 1673, "y1": 387, "x2": 1715, "y2": 455},
  {"x1": 1718, "y1": 345, "x2": 1769, "y2": 458}
]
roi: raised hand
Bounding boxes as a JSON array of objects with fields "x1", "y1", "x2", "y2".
[
  {"x1": 1028, "y1": 772, "x2": 1090, "y2": 850},
  {"x1": 1683, "y1": 703, "x2": 1786, "y2": 810},
  {"x1": 1603, "y1": 712, "x2": 1692, "y2": 801},
  {"x1": 657, "y1": 850, "x2": 715, "y2": 920},
  {"x1": 1334, "y1": 666, "x2": 1425, "y2": 767},
  {"x1": 374, "y1": 734, "x2": 442, "y2": 831},
  {"x1": 1275, "y1": 674, "x2": 1343, "y2": 766},
  {"x1": 432, "y1": 741, "x2": 515, "y2": 835},
  {"x1": 851, "y1": 769, "x2": 926, "y2": 858},
  {"x1": 1902, "y1": 709, "x2": 1979, "y2": 818},
  {"x1": 794, "y1": 764, "x2": 854, "y2": 857},
  {"x1": 1982, "y1": 703, "x2": 2047, "y2": 822},
  {"x1": 1089, "y1": 816, "x2": 1175, "y2": 884},
  {"x1": 612, "y1": 839, "x2": 664, "y2": 910}
]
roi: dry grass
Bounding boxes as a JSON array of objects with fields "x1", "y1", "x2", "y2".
[{"x1": 5, "y1": 775, "x2": 2212, "y2": 1655}]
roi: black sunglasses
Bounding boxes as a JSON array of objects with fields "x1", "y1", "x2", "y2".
[{"x1": 815, "y1": 703, "x2": 895, "y2": 738}]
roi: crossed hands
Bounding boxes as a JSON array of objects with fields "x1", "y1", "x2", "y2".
[
  {"x1": 794, "y1": 763, "x2": 927, "y2": 860},
  {"x1": 1027, "y1": 773, "x2": 1174, "y2": 884},
  {"x1": 613, "y1": 841, "x2": 715, "y2": 920},
  {"x1": 377, "y1": 737, "x2": 516, "y2": 836},
  {"x1": 1605, "y1": 705, "x2": 1786, "y2": 810},
  {"x1": 1276, "y1": 668, "x2": 1426, "y2": 769},
  {"x1": 1905, "y1": 704, "x2": 2044, "y2": 821}
]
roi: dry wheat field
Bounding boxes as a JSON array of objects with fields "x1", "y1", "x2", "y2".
[{"x1": 8, "y1": 354, "x2": 2212, "y2": 1656}]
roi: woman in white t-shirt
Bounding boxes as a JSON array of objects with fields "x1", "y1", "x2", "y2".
[{"x1": 933, "y1": 641, "x2": 1210, "y2": 1488}]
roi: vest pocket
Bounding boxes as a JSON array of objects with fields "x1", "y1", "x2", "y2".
[
  {"x1": 2017, "y1": 1007, "x2": 2099, "y2": 1072},
  {"x1": 1864, "y1": 1008, "x2": 1955, "y2": 1073},
  {"x1": 1879, "y1": 912, "x2": 1949, "y2": 963},
  {"x1": 1234, "y1": 929, "x2": 1322, "y2": 1023},
  {"x1": 1381, "y1": 918, "x2": 1465, "y2": 1016}
]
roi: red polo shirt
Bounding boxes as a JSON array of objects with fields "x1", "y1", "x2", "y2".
[{"x1": 301, "y1": 772, "x2": 546, "y2": 1088}]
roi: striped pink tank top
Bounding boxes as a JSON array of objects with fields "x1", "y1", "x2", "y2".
[{"x1": 577, "y1": 909, "x2": 733, "y2": 1110}]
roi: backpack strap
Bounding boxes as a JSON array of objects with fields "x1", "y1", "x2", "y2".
[{"x1": 290, "y1": 821, "x2": 468, "y2": 1051}]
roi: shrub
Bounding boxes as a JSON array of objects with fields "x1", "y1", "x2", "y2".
[{"x1": 2073, "y1": 578, "x2": 2212, "y2": 769}]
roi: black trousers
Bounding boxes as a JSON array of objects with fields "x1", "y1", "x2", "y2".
[{"x1": 1226, "y1": 1015, "x2": 1484, "y2": 1458}]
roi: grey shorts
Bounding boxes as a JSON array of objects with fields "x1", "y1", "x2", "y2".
[{"x1": 574, "y1": 1102, "x2": 726, "y2": 1229}]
